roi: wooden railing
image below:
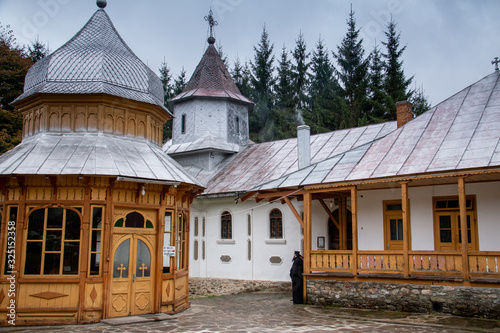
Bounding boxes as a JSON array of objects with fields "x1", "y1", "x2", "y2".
[
  {"x1": 309, "y1": 250, "x2": 500, "y2": 280},
  {"x1": 469, "y1": 251, "x2": 500, "y2": 277}
]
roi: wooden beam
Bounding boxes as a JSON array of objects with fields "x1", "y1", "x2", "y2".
[
  {"x1": 256, "y1": 189, "x2": 305, "y2": 200},
  {"x1": 350, "y1": 187, "x2": 358, "y2": 276},
  {"x1": 401, "y1": 181, "x2": 410, "y2": 278},
  {"x1": 240, "y1": 191, "x2": 256, "y2": 202},
  {"x1": 458, "y1": 177, "x2": 470, "y2": 281},
  {"x1": 283, "y1": 197, "x2": 304, "y2": 228},
  {"x1": 319, "y1": 199, "x2": 340, "y2": 230}
]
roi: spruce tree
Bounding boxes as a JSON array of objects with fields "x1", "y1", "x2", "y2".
[
  {"x1": 173, "y1": 67, "x2": 187, "y2": 96},
  {"x1": 367, "y1": 42, "x2": 390, "y2": 121},
  {"x1": 307, "y1": 37, "x2": 341, "y2": 133},
  {"x1": 411, "y1": 84, "x2": 431, "y2": 117},
  {"x1": 382, "y1": 18, "x2": 414, "y2": 119},
  {"x1": 231, "y1": 57, "x2": 252, "y2": 98},
  {"x1": 273, "y1": 45, "x2": 297, "y2": 139},
  {"x1": 249, "y1": 25, "x2": 276, "y2": 142},
  {"x1": 159, "y1": 60, "x2": 174, "y2": 142},
  {"x1": 333, "y1": 7, "x2": 370, "y2": 128},
  {"x1": 291, "y1": 32, "x2": 309, "y2": 110}
]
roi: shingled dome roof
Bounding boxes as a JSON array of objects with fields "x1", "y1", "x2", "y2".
[
  {"x1": 14, "y1": 8, "x2": 166, "y2": 112},
  {"x1": 170, "y1": 41, "x2": 252, "y2": 105}
]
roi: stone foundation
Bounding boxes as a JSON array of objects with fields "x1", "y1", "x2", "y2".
[
  {"x1": 307, "y1": 279, "x2": 500, "y2": 319},
  {"x1": 189, "y1": 278, "x2": 291, "y2": 298}
]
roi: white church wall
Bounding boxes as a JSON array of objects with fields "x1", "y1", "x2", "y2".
[
  {"x1": 172, "y1": 100, "x2": 196, "y2": 145},
  {"x1": 189, "y1": 196, "x2": 306, "y2": 282}
]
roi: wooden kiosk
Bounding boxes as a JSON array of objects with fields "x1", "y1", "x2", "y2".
[{"x1": 0, "y1": 1, "x2": 203, "y2": 326}]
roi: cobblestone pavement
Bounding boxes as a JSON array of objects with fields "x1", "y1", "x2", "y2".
[{"x1": 3, "y1": 293, "x2": 500, "y2": 332}]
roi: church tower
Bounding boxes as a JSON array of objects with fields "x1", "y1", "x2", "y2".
[{"x1": 166, "y1": 10, "x2": 254, "y2": 173}]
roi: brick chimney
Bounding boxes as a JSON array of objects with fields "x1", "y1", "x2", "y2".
[
  {"x1": 297, "y1": 125, "x2": 311, "y2": 169},
  {"x1": 396, "y1": 101, "x2": 413, "y2": 128}
]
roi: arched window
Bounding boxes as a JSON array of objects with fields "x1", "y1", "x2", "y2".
[
  {"x1": 114, "y1": 212, "x2": 153, "y2": 229},
  {"x1": 270, "y1": 209, "x2": 283, "y2": 239},
  {"x1": 25, "y1": 207, "x2": 81, "y2": 275},
  {"x1": 221, "y1": 211, "x2": 232, "y2": 239}
]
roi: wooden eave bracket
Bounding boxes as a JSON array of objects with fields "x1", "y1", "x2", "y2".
[
  {"x1": 319, "y1": 199, "x2": 340, "y2": 229},
  {"x1": 284, "y1": 197, "x2": 304, "y2": 228}
]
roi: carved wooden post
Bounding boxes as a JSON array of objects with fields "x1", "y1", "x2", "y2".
[
  {"x1": 401, "y1": 181, "x2": 410, "y2": 278},
  {"x1": 303, "y1": 191, "x2": 312, "y2": 301},
  {"x1": 350, "y1": 186, "x2": 358, "y2": 276},
  {"x1": 458, "y1": 177, "x2": 470, "y2": 281}
]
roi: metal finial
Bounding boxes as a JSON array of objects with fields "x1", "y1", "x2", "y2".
[
  {"x1": 492, "y1": 57, "x2": 500, "y2": 71},
  {"x1": 97, "y1": 0, "x2": 107, "y2": 9},
  {"x1": 204, "y1": 9, "x2": 218, "y2": 43}
]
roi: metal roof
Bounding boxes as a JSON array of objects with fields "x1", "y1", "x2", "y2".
[
  {"x1": 200, "y1": 121, "x2": 396, "y2": 194},
  {"x1": 253, "y1": 71, "x2": 500, "y2": 191},
  {"x1": 169, "y1": 42, "x2": 253, "y2": 105},
  {"x1": 0, "y1": 133, "x2": 202, "y2": 186},
  {"x1": 165, "y1": 133, "x2": 241, "y2": 156},
  {"x1": 13, "y1": 9, "x2": 167, "y2": 112}
]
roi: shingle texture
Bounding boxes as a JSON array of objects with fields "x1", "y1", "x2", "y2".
[
  {"x1": 14, "y1": 9, "x2": 166, "y2": 112},
  {"x1": 170, "y1": 42, "x2": 252, "y2": 105},
  {"x1": 254, "y1": 71, "x2": 500, "y2": 191}
]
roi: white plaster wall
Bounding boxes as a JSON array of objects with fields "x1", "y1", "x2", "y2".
[
  {"x1": 356, "y1": 182, "x2": 500, "y2": 251},
  {"x1": 189, "y1": 196, "x2": 305, "y2": 282},
  {"x1": 468, "y1": 181, "x2": 500, "y2": 251}
]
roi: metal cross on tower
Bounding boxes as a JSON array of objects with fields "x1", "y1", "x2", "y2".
[
  {"x1": 205, "y1": 9, "x2": 218, "y2": 38},
  {"x1": 493, "y1": 57, "x2": 500, "y2": 71}
]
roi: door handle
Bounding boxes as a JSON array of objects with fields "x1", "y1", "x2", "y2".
[{"x1": 133, "y1": 274, "x2": 135, "y2": 282}]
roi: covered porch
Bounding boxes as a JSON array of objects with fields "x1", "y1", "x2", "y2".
[{"x1": 243, "y1": 170, "x2": 500, "y2": 289}]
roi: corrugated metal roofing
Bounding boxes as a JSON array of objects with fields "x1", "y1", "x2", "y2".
[
  {"x1": 0, "y1": 133, "x2": 202, "y2": 186},
  {"x1": 253, "y1": 71, "x2": 500, "y2": 191},
  {"x1": 202, "y1": 121, "x2": 396, "y2": 194},
  {"x1": 13, "y1": 9, "x2": 167, "y2": 112},
  {"x1": 169, "y1": 42, "x2": 252, "y2": 105}
]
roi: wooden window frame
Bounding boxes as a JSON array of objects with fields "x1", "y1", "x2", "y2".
[
  {"x1": 23, "y1": 206, "x2": 82, "y2": 276},
  {"x1": 269, "y1": 208, "x2": 283, "y2": 239},
  {"x1": 163, "y1": 210, "x2": 173, "y2": 274},
  {"x1": 89, "y1": 205, "x2": 104, "y2": 276},
  {"x1": 432, "y1": 195, "x2": 478, "y2": 251},
  {"x1": 383, "y1": 200, "x2": 411, "y2": 251},
  {"x1": 221, "y1": 211, "x2": 232, "y2": 240},
  {"x1": 177, "y1": 212, "x2": 188, "y2": 270}
]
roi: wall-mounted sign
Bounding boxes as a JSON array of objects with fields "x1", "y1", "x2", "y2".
[{"x1": 163, "y1": 246, "x2": 175, "y2": 256}]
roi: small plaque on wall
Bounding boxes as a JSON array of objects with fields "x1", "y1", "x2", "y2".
[{"x1": 317, "y1": 236, "x2": 325, "y2": 249}]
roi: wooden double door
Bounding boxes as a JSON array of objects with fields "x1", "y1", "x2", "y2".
[{"x1": 109, "y1": 234, "x2": 154, "y2": 317}]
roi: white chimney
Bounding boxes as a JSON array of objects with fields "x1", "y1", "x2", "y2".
[{"x1": 297, "y1": 125, "x2": 311, "y2": 169}]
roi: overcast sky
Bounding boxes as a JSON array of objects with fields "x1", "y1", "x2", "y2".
[{"x1": 1, "y1": 0, "x2": 499, "y2": 106}]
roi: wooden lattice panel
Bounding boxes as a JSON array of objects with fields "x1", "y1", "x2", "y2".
[
  {"x1": 91, "y1": 187, "x2": 107, "y2": 201},
  {"x1": 57, "y1": 187, "x2": 85, "y2": 201},
  {"x1": 113, "y1": 190, "x2": 136, "y2": 204},
  {"x1": 27, "y1": 187, "x2": 53, "y2": 201},
  {"x1": 25, "y1": 176, "x2": 51, "y2": 187},
  {"x1": 7, "y1": 188, "x2": 21, "y2": 201},
  {"x1": 164, "y1": 194, "x2": 175, "y2": 207},
  {"x1": 139, "y1": 192, "x2": 161, "y2": 205}
]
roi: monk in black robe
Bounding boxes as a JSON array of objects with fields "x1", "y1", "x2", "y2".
[{"x1": 290, "y1": 251, "x2": 304, "y2": 304}]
